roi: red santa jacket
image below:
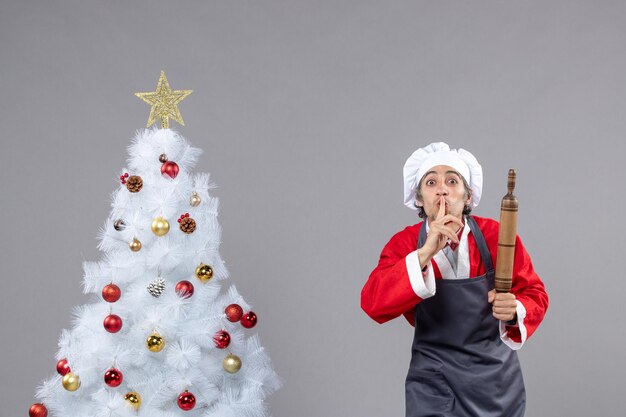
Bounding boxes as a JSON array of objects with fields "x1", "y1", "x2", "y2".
[{"x1": 361, "y1": 216, "x2": 548, "y2": 344}]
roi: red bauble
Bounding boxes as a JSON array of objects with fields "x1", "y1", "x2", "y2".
[
  {"x1": 161, "y1": 161, "x2": 179, "y2": 179},
  {"x1": 175, "y1": 280, "x2": 194, "y2": 299},
  {"x1": 225, "y1": 304, "x2": 243, "y2": 322},
  {"x1": 104, "y1": 368, "x2": 123, "y2": 387},
  {"x1": 103, "y1": 314, "x2": 123, "y2": 333},
  {"x1": 241, "y1": 311, "x2": 257, "y2": 329},
  {"x1": 213, "y1": 330, "x2": 231, "y2": 349},
  {"x1": 102, "y1": 284, "x2": 121, "y2": 303},
  {"x1": 56, "y1": 358, "x2": 71, "y2": 375},
  {"x1": 29, "y1": 403, "x2": 48, "y2": 417},
  {"x1": 177, "y1": 390, "x2": 196, "y2": 411}
]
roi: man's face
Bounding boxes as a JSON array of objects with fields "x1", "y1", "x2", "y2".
[{"x1": 416, "y1": 165, "x2": 471, "y2": 222}]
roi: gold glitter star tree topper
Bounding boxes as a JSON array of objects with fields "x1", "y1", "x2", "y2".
[{"x1": 135, "y1": 71, "x2": 193, "y2": 129}]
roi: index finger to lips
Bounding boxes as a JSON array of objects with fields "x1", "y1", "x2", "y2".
[{"x1": 437, "y1": 196, "x2": 446, "y2": 219}]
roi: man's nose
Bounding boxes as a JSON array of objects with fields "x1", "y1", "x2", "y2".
[{"x1": 436, "y1": 186, "x2": 449, "y2": 195}]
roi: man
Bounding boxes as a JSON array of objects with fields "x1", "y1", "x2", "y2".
[{"x1": 361, "y1": 142, "x2": 548, "y2": 417}]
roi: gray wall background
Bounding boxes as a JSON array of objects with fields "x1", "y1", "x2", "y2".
[{"x1": 1, "y1": 1, "x2": 624, "y2": 416}]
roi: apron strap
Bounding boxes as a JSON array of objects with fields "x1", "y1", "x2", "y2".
[
  {"x1": 417, "y1": 216, "x2": 495, "y2": 279},
  {"x1": 466, "y1": 216, "x2": 495, "y2": 279},
  {"x1": 417, "y1": 220, "x2": 428, "y2": 248}
]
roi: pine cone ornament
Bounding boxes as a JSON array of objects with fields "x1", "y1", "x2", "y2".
[
  {"x1": 178, "y1": 213, "x2": 196, "y2": 234},
  {"x1": 126, "y1": 175, "x2": 143, "y2": 193},
  {"x1": 147, "y1": 277, "x2": 165, "y2": 297}
]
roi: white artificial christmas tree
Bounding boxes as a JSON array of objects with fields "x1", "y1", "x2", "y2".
[{"x1": 29, "y1": 72, "x2": 281, "y2": 417}]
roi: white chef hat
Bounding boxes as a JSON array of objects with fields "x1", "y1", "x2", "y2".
[{"x1": 403, "y1": 142, "x2": 483, "y2": 210}]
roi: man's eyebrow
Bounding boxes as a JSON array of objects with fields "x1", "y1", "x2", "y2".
[{"x1": 423, "y1": 170, "x2": 461, "y2": 177}]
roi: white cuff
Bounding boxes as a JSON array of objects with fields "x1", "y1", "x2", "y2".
[
  {"x1": 405, "y1": 250, "x2": 436, "y2": 299},
  {"x1": 499, "y1": 300, "x2": 527, "y2": 350}
]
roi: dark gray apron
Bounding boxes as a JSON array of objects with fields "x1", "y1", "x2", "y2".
[{"x1": 405, "y1": 216, "x2": 525, "y2": 417}]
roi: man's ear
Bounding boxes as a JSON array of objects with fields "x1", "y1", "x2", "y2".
[{"x1": 415, "y1": 193, "x2": 423, "y2": 207}]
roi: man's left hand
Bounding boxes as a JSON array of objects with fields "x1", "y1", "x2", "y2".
[{"x1": 487, "y1": 290, "x2": 517, "y2": 322}]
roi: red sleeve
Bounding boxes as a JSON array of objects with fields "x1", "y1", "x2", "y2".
[
  {"x1": 361, "y1": 224, "x2": 425, "y2": 326},
  {"x1": 478, "y1": 217, "x2": 549, "y2": 342}
]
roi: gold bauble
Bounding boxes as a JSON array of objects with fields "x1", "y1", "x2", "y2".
[
  {"x1": 130, "y1": 238, "x2": 142, "y2": 252},
  {"x1": 146, "y1": 332, "x2": 165, "y2": 352},
  {"x1": 124, "y1": 391, "x2": 142, "y2": 410},
  {"x1": 151, "y1": 216, "x2": 170, "y2": 236},
  {"x1": 190, "y1": 192, "x2": 201, "y2": 207},
  {"x1": 62, "y1": 372, "x2": 81, "y2": 391},
  {"x1": 195, "y1": 263, "x2": 213, "y2": 282},
  {"x1": 223, "y1": 354, "x2": 242, "y2": 374}
]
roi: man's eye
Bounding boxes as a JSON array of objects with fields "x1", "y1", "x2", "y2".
[
  {"x1": 426, "y1": 180, "x2": 435, "y2": 186},
  {"x1": 448, "y1": 179, "x2": 458, "y2": 185}
]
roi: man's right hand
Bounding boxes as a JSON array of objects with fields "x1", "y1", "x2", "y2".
[{"x1": 418, "y1": 196, "x2": 464, "y2": 269}]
